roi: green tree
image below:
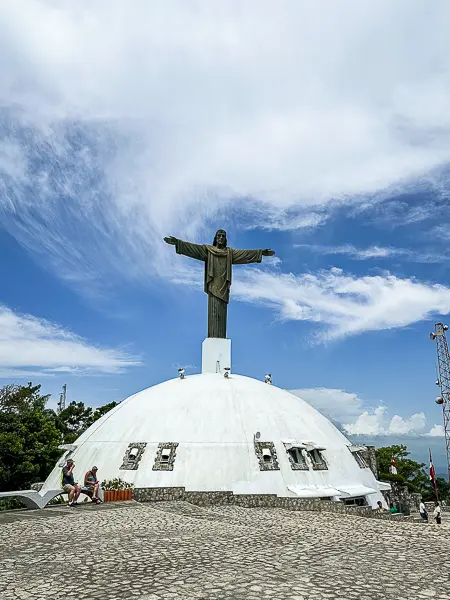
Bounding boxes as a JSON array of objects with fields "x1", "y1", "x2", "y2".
[
  {"x1": 0, "y1": 383, "x2": 62, "y2": 491},
  {"x1": 0, "y1": 382, "x2": 49, "y2": 413},
  {"x1": 376, "y1": 444, "x2": 448, "y2": 501},
  {"x1": 55, "y1": 401, "x2": 94, "y2": 443},
  {"x1": 55, "y1": 400, "x2": 118, "y2": 443},
  {"x1": 0, "y1": 382, "x2": 119, "y2": 495},
  {"x1": 89, "y1": 401, "x2": 118, "y2": 425}
]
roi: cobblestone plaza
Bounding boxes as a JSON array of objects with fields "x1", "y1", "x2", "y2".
[{"x1": 1, "y1": 501, "x2": 449, "y2": 600}]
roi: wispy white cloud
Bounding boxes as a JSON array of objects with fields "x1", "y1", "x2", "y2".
[
  {"x1": 295, "y1": 243, "x2": 447, "y2": 263},
  {"x1": 0, "y1": 139, "x2": 28, "y2": 183},
  {"x1": 343, "y1": 407, "x2": 427, "y2": 436},
  {"x1": 290, "y1": 388, "x2": 365, "y2": 423},
  {"x1": 0, "y1": 368, "x2": 55, "y2": 379},
  {"x1": 234, "y1": 267, "x2": 450, "y2": 339},
  {"x1": 1, "y1": 2, "x2": 450, "y2": 290},
  {"x1": 246, "y1": 209, "x2": 327, "y2": 232},
  {"x1": 356, "y1": 186, "x2": 450, "y2": 229},
  {"x1": 431, "y1": 224, "x2": 450, "y2": 242},
  {"x1": 0, "y1": 305, "x2": 141, "y2": 376},
  {"x1": 293, "y1": 387, "x2": 430, "y2": 436},
  {"x1": 426, "y1": 424, "x2": 445, "y2": 437}
]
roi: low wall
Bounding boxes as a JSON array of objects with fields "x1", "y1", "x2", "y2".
[
  {"x1": 133, "y1": 487, "x2": 412, "y2": 521},
  {"x1": 424, "y1": 501, "x2": 450, "y2": 513}
]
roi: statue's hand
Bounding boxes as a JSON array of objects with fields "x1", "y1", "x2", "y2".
[
  {"x1": 262, "y1": 249, "x2": 275, "y2": 257},
  {"x1": 164, "y1": 236, "x2": 177, "y2": 245}
]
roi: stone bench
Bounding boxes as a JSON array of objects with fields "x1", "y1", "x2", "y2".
[{"x1": 0, "y1": 486, "x2": 103, "y2": 509}]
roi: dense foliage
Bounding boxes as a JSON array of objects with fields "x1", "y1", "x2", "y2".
[
  {"x1": 101, "y1": 477, "x2": 134, "y2": 490},
  {"x1": 56, "y1": 400, "x2": 119, "y2": 444},
  {"x1": 0, "y1": 382, "x2": 118, "y2": 493},
  {"x1": 0, "y1": 383, "x2": 61, "y2": 492},
  {"x1": 376, "y1": 444, "x2": 448, "y2": 502}
]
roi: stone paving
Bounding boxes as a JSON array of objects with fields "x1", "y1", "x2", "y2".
[{"x1": 0, "y1": 501, "x2": 449, "y2": 600}]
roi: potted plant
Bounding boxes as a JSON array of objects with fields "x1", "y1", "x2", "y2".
[{"x1": 101, "y1": 478, "x2": 134, "y2": 502}]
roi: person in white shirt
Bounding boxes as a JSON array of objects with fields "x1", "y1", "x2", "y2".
[
  {"x1": 419, "y1": 500, "x2": 428, "y2": 522},
  {"x1": 433, "y1": 501, "x2": 442, "y2": 525}
]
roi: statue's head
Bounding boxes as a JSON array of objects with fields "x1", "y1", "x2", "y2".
[{"x1": 213, "y1": 229, "x2": 227, "y2": 249}]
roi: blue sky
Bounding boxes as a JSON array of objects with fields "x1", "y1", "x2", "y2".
[{"x1": 1, "y1": 1, "x2": 450, "y2": 473}]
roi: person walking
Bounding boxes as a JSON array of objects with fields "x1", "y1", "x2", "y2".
[
  {"x1": 433, "y1": 501, "x2": 442, "y2": 525},
  {"x1": 419, "y1": 500, "x2": 428, "y2": 522}
]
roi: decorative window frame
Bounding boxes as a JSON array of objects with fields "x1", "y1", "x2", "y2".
[
  {"x1": 152, "y1": 442, "x2": 179, "y2": 471},
  {"x1": 254, "y1": 441, "x2": 280, "y2": 471},
  {"x1": 343, "y1": 496, "x2": 367, "y2": 507},
  {"x1": 349, "y1": 446, "x2": 368, "y2": 469},
  {"x1": 284, "y1": 445, "x2": 309, "y2": 471},
  {"x1": 307, "y1": 448, "x2": 328, "y2": 471},
  {"x1": 120, "y1": 442, "x2": 147, "y2": 470},
  {"x1": 57, "y1": 444, "x2": 77, "y2": 467}
]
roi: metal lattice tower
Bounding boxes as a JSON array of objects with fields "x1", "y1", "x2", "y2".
[
  {"x1": 430, "y1": 323, "x2": 450, "y2": 483},
  {"x1": 56, "y1": 384, "x2": 67, "y2": 414}
]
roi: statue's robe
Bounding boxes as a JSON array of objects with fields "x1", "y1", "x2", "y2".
[{"x1": 174, "y1": 239, "x2": 263, "y2": 338}]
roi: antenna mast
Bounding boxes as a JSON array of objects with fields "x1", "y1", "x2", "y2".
[
  {"x1": 57, "y1": 384, "x2": 67, "y2": 414},
  {"x1": 430, "y1": 323, "x2": 450, "y2": 483}
]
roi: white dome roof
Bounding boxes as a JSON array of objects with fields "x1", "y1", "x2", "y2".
[{"x1": 43, "y1": 372, "x2": 385, "y2": 506}]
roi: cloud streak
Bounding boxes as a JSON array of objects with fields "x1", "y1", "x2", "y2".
[
  {"x1": 234, "y1": 267, "x2": 450, "y2": 339},
  {"x1": 295, "y1": 244, "x2": 448, "y2": 263},
  {"x1": 0, "y1": 305, "x2": 141, "y2": 376}
]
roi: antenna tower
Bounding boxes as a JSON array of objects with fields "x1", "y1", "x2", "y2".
[
  {"x1": 57, "y1": 384, "x2": 67, "y2": 414},
  {"x1": 430, "y1": 323, "x2": 450, "y2": 483}
]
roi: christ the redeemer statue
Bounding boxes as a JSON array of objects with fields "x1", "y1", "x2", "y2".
[{"x1": 164, "y1": 229, "x2": 275, "y2": 338}]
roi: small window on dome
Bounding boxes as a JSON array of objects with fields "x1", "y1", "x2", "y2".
[
  {"x1": 286, "y1": 446, "x2": 309, "y2": 470},
  {"x1": 129, "y1": 447, "x2": 139, "y2": 460},
  {"x1": 262, "y1": 448, "x2": 272, "y2": 462},
  {"x1": 343, "y1": 496, "x2": 366, "y2": 507},
  {"x1": 161, "y1": 448, "x2": 171, "y2": 463},
  {"x1": 307, "y1": 448, "x2": 328, "y2": 470},
  {"x1": 57, "y1": 444, "x2": 78, "y2": 467},
  {"x1": 254, "y1": 441, "x2": 280, "y2": 471},
  {"x1": 350, "y1": 449, "x2": 368, "y2": 469},
  {"x1": 153, "y1": 442, "x2": 178, "y2": 471},
  {"x1": 120, "y1": 442, "x2": 147, "y2": 470}
]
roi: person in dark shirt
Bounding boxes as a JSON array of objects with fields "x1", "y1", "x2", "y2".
[{"x1": 61, "y1": 458, "x2": 81, "y2": 506}]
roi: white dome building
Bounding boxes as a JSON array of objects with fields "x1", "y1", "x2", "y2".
[{"x1": 42, "y1": 339, "x2": 388, "y2": 508}]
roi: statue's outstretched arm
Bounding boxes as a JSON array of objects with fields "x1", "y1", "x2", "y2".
[
  {"x1": 164, "y1": 236, "x2": 208, "y2": 261},
  {"x1": 232, "y1": 248, "x2": 275, "y2": 264}
]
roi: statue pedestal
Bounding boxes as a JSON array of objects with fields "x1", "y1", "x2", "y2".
[{"x1": 202, "y1": 338, "x2": 231, "y2": 374}]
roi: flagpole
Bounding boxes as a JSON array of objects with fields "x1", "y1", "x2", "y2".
[{"x1": 429, "y1": 448, "x2": 439, "y2": 504}]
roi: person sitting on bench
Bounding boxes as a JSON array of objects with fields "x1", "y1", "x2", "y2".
[
  {"x1": 84, "y1": 466, "x2": 101, "y2": 504},
  {"x1": 61, "y1": 458, "x2": 81, "y2": 506}
]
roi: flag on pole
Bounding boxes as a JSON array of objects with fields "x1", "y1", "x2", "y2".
[
  {"x1": 390, "y1": 455, "x2": 397, "y2": 475},
  {"x1": 429, "y1": 449, "x2": 437, "y2": 489}
]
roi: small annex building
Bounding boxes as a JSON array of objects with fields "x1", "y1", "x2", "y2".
[{"x1": 42, "y1": 339, "x2": 389, "y2": 508}]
